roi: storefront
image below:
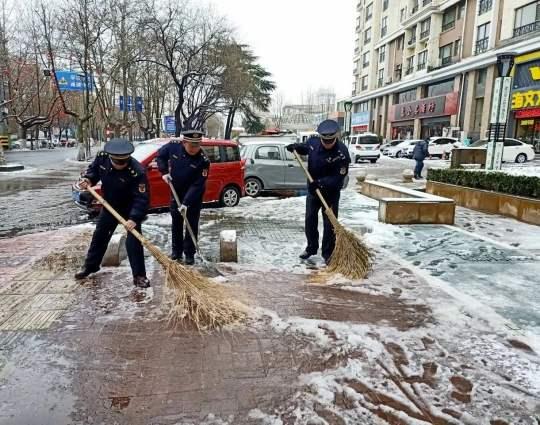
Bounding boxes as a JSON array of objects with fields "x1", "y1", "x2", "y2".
[
  {"x1": 388, "y1": 92, "x2": 458, "y2": 139},
  {"x1": 511, "y1": 52, "x2": 540, "y2": 153},
  {"x1": 351, "y1": 111, "x2": 370, "y2": 134},
  {"x1": 391, "y1": 121, "x2": 414, "y2": 139}
]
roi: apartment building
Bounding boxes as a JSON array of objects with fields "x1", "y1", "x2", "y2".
[{"x1": 351, "y1": 0, "x2": 540, "y2": 152}]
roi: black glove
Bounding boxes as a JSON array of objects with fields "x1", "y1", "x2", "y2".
[
  {"x1": 308, "y1": 180, "x2": 321, "y2": 192},
  {"x1": 286, "y1": 143, "x2": 297, "y2": 153}
]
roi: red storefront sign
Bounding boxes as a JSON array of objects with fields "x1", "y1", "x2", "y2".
[
  {"x1": 515, "y1": 108, "x2": 540, "y2": 119},
  {"x1": 389, "y1": 92, "x2": 459, "y2": 122},
  {"x1": 352, "y1": 125, "x2": 368, "y2": 132}
]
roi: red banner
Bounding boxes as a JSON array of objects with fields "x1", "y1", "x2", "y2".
[{"x1": 515, "y1": 108, "x2": 540, "y2": 119}]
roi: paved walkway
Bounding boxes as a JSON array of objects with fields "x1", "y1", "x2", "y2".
[{"x1": 0, "y1": 202, "x2": 539, "y2": 423}]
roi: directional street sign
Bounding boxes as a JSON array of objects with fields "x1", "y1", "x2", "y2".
[
  {"x1": 55, "y1": 71, "x2": 94, "y2": 92},
  {"x1": 497, "y1": 77, "x2": 512, "y2": 124},
  {"x1": 162, "y1": 116, "x2": 176, "y2": 133},
  {"x1": 490, "y1": 78, "x2": 502, "y2": 124}
]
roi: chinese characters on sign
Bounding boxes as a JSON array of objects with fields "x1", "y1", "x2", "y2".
[
  {"x1": 389, "y1": 94, "x2": 451, "y2": 122},
  {"x1": 399, "y1": 101, "x2": 437, "y2": 118},
  {"x1": 511, "y1": 90, "x2": 540, "y2": 110},
  {"x1": 55, "y1": 71, "x2": 94, "y2": 92}
]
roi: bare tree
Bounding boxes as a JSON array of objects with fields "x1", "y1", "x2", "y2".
[{"x1": 271, "y1": 92, "x2": 285, "y2": 128}]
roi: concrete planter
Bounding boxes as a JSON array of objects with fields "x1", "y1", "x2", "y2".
[{"x1": 426, "y1": 181, "x2": 540, "y2": 226}]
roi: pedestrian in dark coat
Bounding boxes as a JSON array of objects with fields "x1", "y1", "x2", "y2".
[
  {"x1": 286, "y1": 119, "x2": 351, "y2": 264},
  {"x1": 75, "y1": 138, "x2": 150, "y2": 288},
  {"x1": 412, "y1": 139, "x2": 429, "y2": 179},
  {"x1": 156, "y1": 130, "x2": 210, "y2": 265}
]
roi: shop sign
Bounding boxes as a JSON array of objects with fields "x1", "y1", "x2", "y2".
[
  {"x1": 389, "y1": 92, "x2": 458, "y2": 122},
  {"x1": 515, "y1": 107, "x2": 540, "y2": 118},
  {"x1": 511, "y1": 90, "x2": 540, "y2": 110},
  {"x1": 520, "y1": 120, "x2": 534, "y2": 126},
  {"x1": 513, "y1": 58, "x2": 540, "y2": 90},
  {"x1": 351, "y1": 111, "x2": 370, "y2": 127}
]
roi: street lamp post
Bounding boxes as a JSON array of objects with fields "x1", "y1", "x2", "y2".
[
  {"x1": 344, "y1": 101, "x2": 353, "y2": 140},
  {"x1": 486, "y1": 52, "x2": 516, "y2": 170}
]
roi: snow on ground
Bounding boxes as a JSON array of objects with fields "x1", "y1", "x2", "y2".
[{"x1": 500, "y1": 163, "x2": 540, "y2": 177}]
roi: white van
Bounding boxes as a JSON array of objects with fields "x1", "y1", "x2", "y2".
[{"x1": 346, "y1": 133, "x2": 381, "y2": 163}]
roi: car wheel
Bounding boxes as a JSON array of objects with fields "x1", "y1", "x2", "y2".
[
  {"x1": 370, "y1": 159, "x2": 377, "y2": 163},
  {"x1": 244, "y1": 177, "x2": 262, "y2": 197},
  {"x1": 515, "y1": 153, "x2": 527, "y2": 163},
  {"x1": 220, "y1": 186, "x2": 240, "y2": 207},
  {"x1": 396, "y1": 151, "x2": 403, "y2": 158}
]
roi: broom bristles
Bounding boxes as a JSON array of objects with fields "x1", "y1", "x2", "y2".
[
  {"x1": 325, "y1": 209, "x2": 373, "y2": 280},
  {"x1": 144, "y1": 242, "x2": 246, "y2": 330}
]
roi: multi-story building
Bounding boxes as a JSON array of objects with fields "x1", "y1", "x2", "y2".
[{"x1": 350, "y1": 0, "x2": 540, "y2": 152}]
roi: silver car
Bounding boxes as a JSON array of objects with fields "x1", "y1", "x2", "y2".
[{"x1": 239, "y1": 137, "x2": 308, "y2": 197}]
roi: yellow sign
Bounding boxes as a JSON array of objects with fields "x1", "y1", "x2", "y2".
[
  {"x1": 530, "y1": 66, "x2": 540, "y2": 80},
  {"x1": 512, "y1": 90, "x2": 540, "y2": 109},
  {"x1": 520, "y1": 120, "x2": 534, "y2": 126}
]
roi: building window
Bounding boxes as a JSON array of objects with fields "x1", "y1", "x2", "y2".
[
  {"x1": 381, "y1": 16, "x2": 388, "y2": 37},
  {"x1": 408, "y1": 25, "x2": 417, "y2": 45},
  {"x1": 457, "y1": 1, "x2": 466, "y2": 19},
  {"x1": 513, "y1": 1, "x2": 540, "y2": 38},
  {"x1": 417, "y1": 50, "x2": 427, "y2": 70},
  {"x1": 362, "y1": 76, "x2": 368, "y2": 90},
  {"x1": 364, "y1": 27, "x2": 372, "y2": 44},
  {"x1": 379, "y1": 45, "x2": 386, "y2": 63},
  {"x1": 359, "y1": 101, "x2": 370, "y2": 111},
  {"x1": 423, "y1": 0, "x2": 432, "y2": 6},
  {"x1": 400, "y1": 7, "x2": 407, "y2": 22},
  {"x1": 377, "y1": 69, "x2": 384, "y2": 87},
  {"x1": 398, "y1": 88, "x2": 416, "y2": 103},
  {"x1": 439, "y1": 43, "x2": 453, "y2": 65},
  {"x1": 420, "y1": 18, "x2": 431, "y2": 39},
  {"x1": 383, "y1": 0, "x2": 389, "y2": 12},
  {"x1": 365, "y1": 2, "x2": 373, "y2": 21},
  {"x1": 405, "y1": 56, "x2": 414, "y2": 75},
  {"x1": 475, "y1": 22, "x2": 490, "y2": 54},
  {"x1": 454, "y1": 39, "x2": 461, "y2": 56},
  {"x1": 396, "y1": 36, "x2": 404, "y2": 50},
  {"x1": 394, "y1": 64, "x2": 402, "y2": 80},
  {"x1": 476, "y1": 68, "x2": 487, "y2": 97},
  {"x1": 442, "y1": 7, "x2": 456, "y2": 31},
  {"x1": 412, "y1": 0, "x2": 419, "y2": 14},
  {"x1": 473, "y1": 98, "x2": 484, "y2": 132},
  {"x1": 363, "y1": 52, "x2": 370, "y2": 67},
  {"x1": 426, "y1": 79, "x2": 454, "y2": 97},
  {"x1": 478, "y1": 0, "x2": 493, "y2": 15}
]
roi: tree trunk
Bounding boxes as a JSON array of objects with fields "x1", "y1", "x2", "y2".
[
  {"x1": 225, "y1": 107, "x2": 236, "y2": 140},
  {"x1": 174, "y1": 101, "x2": 182, "y2": 137}
]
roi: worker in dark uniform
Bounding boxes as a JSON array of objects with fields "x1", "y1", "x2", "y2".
[
  {"x1": 286, "y1": 120, "x2": 351, "y2": 264},
  {"x1": 156, "y1": 129, "x2": 210, "y2": 265},
  {"x1": 75, "y1": 138, "x2": 150, "y2": 288}
]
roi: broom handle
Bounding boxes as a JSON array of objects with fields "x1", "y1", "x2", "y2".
[
  {"x1": 86, "y1": 186, "x2": 148, "y2": 246},
  {"x1": 292, "y1": 150, "x2": 332, "y2": 211},
  {"x1": 165, "y1": 178, "x2": 202, "y2": 256}
]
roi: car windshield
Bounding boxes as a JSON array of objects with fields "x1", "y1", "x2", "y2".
[
  {"x1": 357, "y1": 136, "x2": 379, "y2": 145},
  {"x1": 132, "y1": 143, "x2": 160, "y2": 161},
  {"x1": 471, "y1": 140, "x2": 488, "y2": 147}
]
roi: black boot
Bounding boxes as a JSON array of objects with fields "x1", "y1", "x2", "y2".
[
  {"x1": 299, "y1": 251, "x2": 314, "y2": 260},
  {"x1": 184, "y1": 255, "x2": 195, "y2": 265},
  {"x1": 133, "y1": 276, "x2": 151, "y2": 288},
  {"x1": 170, "y1": 251, "x2": 182, "y2": 261},
  {"x1": 74, "y1": 266, "x2": 99, "y2": 280}
]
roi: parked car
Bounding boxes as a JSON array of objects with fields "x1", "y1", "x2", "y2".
[
  {"x1": 381, "y1": 140, "x2": 402, "y2": 154},
  {"x1": 467, "y1": 138, "x2": 535, "y2": 163},
  {"x1": 345, "y1": 133, "x2": 381, "y2": 163},
  {"x1": 426, "y1": 137, "x2": 460, "y2": 158},
  {"x1": 72, "y1": 138, "x2": 245, "y2": 215},
  {"x1": 385, "y1": 140, "x2": 420, "y2": 158},
  {"x1": 239, "y1": 136, "x2": 308, "y2": 197}
]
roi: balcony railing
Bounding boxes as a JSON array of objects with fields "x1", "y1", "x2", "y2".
[
  {"x1": 381, "y1": 27, "x2": 388, "y2": 37},
  {"x1": 420, "y1": 29, "x2": 430, "y2": 39},
  {"x1": 417, "y1": 63, "x2": 426, "y2": 71},
  {"x1": 377, "y1": 78, "x2": 384, "y2": 88},
  {"x1": 422, "y1": 0, "x2": 432, "y2": 5},
  {"x1": 478, "y1": 0, "x2": 492, "y2": 15},
  {"x1": 475, "y1": 38, "x2": 489, "y2": 55},
  {"x1": 405, "y1": 66, "x2": 414, "y2": 75},
  {"x1": 362, "y1": 85, "x2": 368, "y2": 91},
  {"x1": 442, "y1": 20, "x2": 455, "y2": 31},
  {"x1": 441, "y1": 56, "x2": 453, "y2": 66},
  {"x1": 408, "y1": 37, "x2": 417, "y2": 45},
  {"x1": 513, "y1": 21, "x2": 540, "y2": 38}
]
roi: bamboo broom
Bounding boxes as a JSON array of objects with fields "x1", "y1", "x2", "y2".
[
  {"x1": 292, "y1": 150, "x2": 373, "y2": 279},
  {"x1": 86, "y1": 186, "x2": 246, "y2": 330}
]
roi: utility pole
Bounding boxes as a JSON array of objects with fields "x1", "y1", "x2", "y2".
[{"x1": 0, "y1": 0, "x2": 8, "y2": 165}]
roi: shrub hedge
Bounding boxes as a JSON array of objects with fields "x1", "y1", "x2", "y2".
[{"x1": 427, "y1": 168, "x2": 540, "y2": 199}]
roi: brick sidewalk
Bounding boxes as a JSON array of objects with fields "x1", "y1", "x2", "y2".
[{"x1": 0, "y1": 227, "x2": 538, "y2": 425}]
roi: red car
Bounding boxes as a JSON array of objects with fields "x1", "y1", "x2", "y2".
[{"x1": 72, "y1": 138, "x2": 245, "y2": 215}]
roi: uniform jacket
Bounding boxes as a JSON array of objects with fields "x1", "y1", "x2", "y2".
[
  {"x1": 295, "y1": 137, "x2": 351, "y2": 195},
  {"x1": 412, "y1": 140, "x2": 429, "y2": 161},
  {"x1": 83, "y1": 152, "x2": 149, "y2": 222},
  {"x1": 156, "y1": 142, "x2": 210, "y2": 207}
]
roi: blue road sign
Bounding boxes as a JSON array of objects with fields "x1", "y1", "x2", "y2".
[
  {"x1": 127, "y1": 96, "x2": 133, "y2": 112},
  {"x1": 55, "y1": 71, "x2": 94, "y2": 92},
  {"x1": 135, "y1": 97, "x2": 143, "y2": 112},
  {"x1": 119, "y1": 96, "x2": 125, "y2": 111},
  {"x1": 163, "y1": 116, "x2": 176, "y2": 133}
]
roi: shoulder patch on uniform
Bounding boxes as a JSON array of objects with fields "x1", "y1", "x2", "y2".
[
  {"x1": 340, "y1": 167, "x2": 347, "y2": 175},
  {"x1": 172, "y1": 154, "x2": 179, "y2": 159},
  {"x1": 138, "y1": 183, "x2": 146, "y2": 193}
]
